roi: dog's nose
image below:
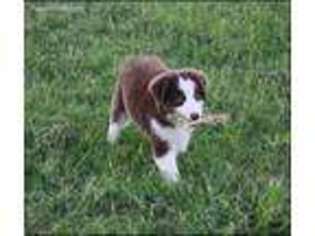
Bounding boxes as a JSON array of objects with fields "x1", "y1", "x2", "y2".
[{"x1": 190, "y1": 113, "x2": 200, "y2": 121}]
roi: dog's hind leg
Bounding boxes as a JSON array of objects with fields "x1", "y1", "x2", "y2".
[{"x1": 107, "y1": 82, "x2": 128, "y2": 143}]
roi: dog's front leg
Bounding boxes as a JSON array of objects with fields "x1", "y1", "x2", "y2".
[
  {"x1": 152, "y1": 137, "x2": 180, "y2": 183},
  {"x1": 154, "y1": 149, "x2": 180, "y2": 183}
]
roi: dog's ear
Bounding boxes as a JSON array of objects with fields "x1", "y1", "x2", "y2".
[
  {"x1": 148, "y1": 70, "x2": 178, "y2": 106},
  {"x1": 179, "y1": 68, "x2": 207, "y2": 96}
]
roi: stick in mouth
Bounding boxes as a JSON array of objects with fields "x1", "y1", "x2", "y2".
[
  {"x1": 169, "y1": 112, "x2": 230, "y2": 128},
  {"x1": 187, "y1": 113, "x2": 230, "y2": 127}
]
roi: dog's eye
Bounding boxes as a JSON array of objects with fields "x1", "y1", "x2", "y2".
[
  {"x1": 173, "y1": 93, "x2": 185, "y2": 106},
  {"x1": 195, "y1": 91, "x2": 204, "y2": 100}
]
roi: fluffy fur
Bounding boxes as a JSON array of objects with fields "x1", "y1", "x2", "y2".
[{"x1": 107, "y1": 55, "x2": 207, "y2": 183}]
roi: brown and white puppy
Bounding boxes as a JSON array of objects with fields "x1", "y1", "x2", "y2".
[{"x1": 107, "y1": 55, "x2": 207, "y2": 183}]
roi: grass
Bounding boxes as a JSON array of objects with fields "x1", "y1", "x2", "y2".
[{"x1": 25, "y1": 2, "x2": 290, "y2": 235}]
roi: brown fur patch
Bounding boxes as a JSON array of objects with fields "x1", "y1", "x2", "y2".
[
  {"x1": 119, "y1": 55, "x2": 173, "y2": 134},
  {"x1": 151, "y1": 135, "x2": 169, "y2": 157}
]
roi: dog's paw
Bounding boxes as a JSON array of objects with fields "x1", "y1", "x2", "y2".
[
  {"x1": 161, "y1": 170, "x2": 180, "y2": 184},
  {"x1": 107, "y1": 123, "x2": 120, "y2": 144}
]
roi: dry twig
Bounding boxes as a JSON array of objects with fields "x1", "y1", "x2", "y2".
[{"x1": 169, "y1": 112, "x2": 230, "y2": 129}]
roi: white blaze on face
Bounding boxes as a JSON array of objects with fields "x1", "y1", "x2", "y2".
[{"x1": 175, "y1": 77, "x2": 204, "y2": 120}]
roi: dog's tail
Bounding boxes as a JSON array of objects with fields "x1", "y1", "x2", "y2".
[{"x1": 117, "y1": 55, "x2": 166, "y2": 78}]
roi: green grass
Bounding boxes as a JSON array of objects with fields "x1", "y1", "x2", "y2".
[{"x1": 25, "y1": 2, "x2": 290, "y2": 234}]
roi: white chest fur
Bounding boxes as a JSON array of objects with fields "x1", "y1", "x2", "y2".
[{"x1": 151, "y1": 118, "x2": 192, "y2": 154}]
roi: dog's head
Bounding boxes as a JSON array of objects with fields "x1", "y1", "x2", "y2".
[{"x1": 148, "y1": 69, "x2": 207, "y2": 121}]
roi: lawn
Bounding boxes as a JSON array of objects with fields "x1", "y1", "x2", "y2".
[{"x1": 25, "y1": 2, "x2": 290, "y2": 234}]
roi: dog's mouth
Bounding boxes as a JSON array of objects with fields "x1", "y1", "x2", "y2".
[{"x1": 167, "y1": 112, "x2": 194, "y2": 127}]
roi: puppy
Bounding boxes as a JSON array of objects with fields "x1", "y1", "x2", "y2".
[{"x1": 107, "y1": 55, "x2": 207, "y2": 183}]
